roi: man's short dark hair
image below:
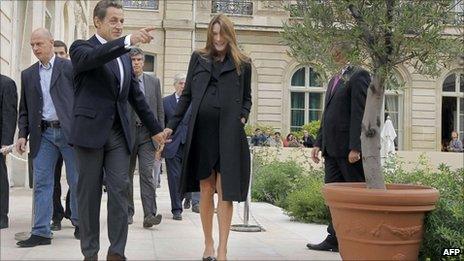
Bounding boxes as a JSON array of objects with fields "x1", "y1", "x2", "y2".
[
  {"x1": 255, "y1": 128, "x2": 261, "y2": 132},
  {"x1": 93, "y1": 0, "x2": 123, "y2": 26},
  {"x1": 53, "y1": 40, "x2": 68, "y2": 53},
  {"x1": 129, "y1": 47, "x2": 145, "y2": 60}
]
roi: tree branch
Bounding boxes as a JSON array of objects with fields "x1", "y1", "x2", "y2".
[
  {"x1": 384, "y1": 0, "x2": 395, "y2": 63},
  {"x1": 348, "y1": 3, "x2": 378, "y2": 60}
]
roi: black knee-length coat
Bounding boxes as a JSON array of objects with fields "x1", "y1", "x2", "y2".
[{"x1": 167, "y1": 51, "x2": 252, "y2": 202}]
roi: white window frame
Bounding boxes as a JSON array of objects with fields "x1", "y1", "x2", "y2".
[
  {"x1": 289, "y1": 66, "x2": 325, "y2": 131},
  {"x1": 442, "y1": 71, "x2": 464, "y2": 139}
]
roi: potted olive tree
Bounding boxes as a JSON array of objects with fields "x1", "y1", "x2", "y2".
[{"x1": 282, "y1": 0, "x2": 463, "y2": 259}]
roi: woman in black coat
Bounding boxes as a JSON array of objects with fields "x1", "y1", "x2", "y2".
[{"x1": 165, "y1": 14, "x2": 252, "y2": 261}]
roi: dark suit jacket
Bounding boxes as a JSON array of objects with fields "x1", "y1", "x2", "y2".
[
  {"x1": 162, "y1": 93, "x2": 191, "y2": 159},
  {"x1": 18, "y1": 57, "x2": 74, "y2": 158},
  {"x1": 129, "y1": 73, "x2": 164, "y2": 148},
  {"x1": 0, "y1": 75, "x2": 18, "y2": 146},
  {"x1": 69, "y1": 35, "x2": 163, "y2": 151},
  {"x1": 315, "y1": 66, "x2": 370, "y2": 158}
]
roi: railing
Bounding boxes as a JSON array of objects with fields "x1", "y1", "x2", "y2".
[
  {"x1": 122, "y1": 0, "x2": 159, "y2": 10},
  {"x1": 211, "y1": 0, "x2": 253, "y2": 16}
]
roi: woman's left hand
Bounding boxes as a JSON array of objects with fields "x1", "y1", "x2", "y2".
[{"x1": 240, "y1": 117, "x2": 246, "y2": 125}]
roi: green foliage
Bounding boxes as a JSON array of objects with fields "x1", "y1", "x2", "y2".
[
  {"x1": 244, "y1": 123, "x2": 275, "y2": 137},
  {"x1": 285, "y1": 171, "x2": 330, "y2": 224},
  {"x1": 293, "y1": 121, "x2": 320, "y2": 140},
  {"x1": 385, "y1": 156, "x2": 464, "y2": 259},
  {"x1": 251, "y1": 161, "x2": 304, "y2": 208},
  {"x1": 282, "y1": 0, "x2": 464, "y2": 77}
]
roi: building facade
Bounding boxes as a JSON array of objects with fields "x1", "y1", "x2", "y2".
[
  {"x1": 1, "y1": 0, "x2": 90, "y2": 80},
  {"x1": 113, "y1": 0, "x2": 463, "y2": 152},
  {"x1": 1, "y1": 0, "x2": 462, "y2": 153}
]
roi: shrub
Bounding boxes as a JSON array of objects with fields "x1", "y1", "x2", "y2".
[
  {"x1": 385, "y1": 155, "x2": 464, "y2": 259},
  {"x1": 244, "y1": 123, "x2": 275, "y2": 137},
  {"x1": 251, "y1": 161, "x2": 304, "y2": 207},
  {"x1": 285, "y1": 171, "x2": 330, "y2": 224},
  {"x1": 293, "y1": 120, "x2": 320, "y2": 140}
]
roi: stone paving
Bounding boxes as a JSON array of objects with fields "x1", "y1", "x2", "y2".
[{"x1": 1, "y1": 173, "x2": 341, "y2": 260}]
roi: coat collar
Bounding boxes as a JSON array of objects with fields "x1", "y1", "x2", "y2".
[{"x1": 197, "y1": 53, "x2": 236, "y2": 75}]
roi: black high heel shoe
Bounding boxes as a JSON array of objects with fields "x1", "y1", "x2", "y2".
[{"x1": 202, "y1": 257, "x2": 217, "y2": 261}]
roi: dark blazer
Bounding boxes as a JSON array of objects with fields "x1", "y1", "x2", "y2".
[
  {"x1": 0, "y1": 75, "x2": 18, "y2": 146},
  {"x1": 162, "y1": 93, "x2": 191, "y2": 159},
  {"x1": 69, "y1": 35, "x2": 163, "y2": 151},
  {"x1": 167, "y1": 51, "x2": 252, "y2": 201},
  {"x1": 18, "y1": 57, "x2": 74, "y2": 158},
  {"x1": 315, "y1": 66, "x2": 370, "y2": 158}
]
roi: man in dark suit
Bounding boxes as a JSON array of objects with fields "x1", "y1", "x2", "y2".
[
  {"x1": 50, "y1": 39, "x2": 71, "y2": 231},
  {"x1": 163, "y1": 74, "x2": 200, "y2": 220},
  {"x1": 0, "y1": 74, "x2": 18, "y2": 229},
  {"x1": 16, "y1": 28, "x2": 79, "y2": 247},
  {"x1": 126, "y1": 47, "x2": 164, "y2": 227},
  {"x1": 307, "y1": 42, "x2": 370, "y2": 252},
  {"x1": 69, "y1": 1, "x2": 165, "y2": 259}
]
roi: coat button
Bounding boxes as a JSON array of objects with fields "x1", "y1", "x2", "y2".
[{"x1": 235, "y1": 99, "x2": 240, "y2": 103}]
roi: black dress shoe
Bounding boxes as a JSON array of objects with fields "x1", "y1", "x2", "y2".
[
  {"x1": 84, "y1": 254, "x2": 98, "y2": 260},
  {"x1": 74, "y1": 226, "x2": 80, "y2": 240},
  {"x1": 107, "y1": 252, "x2": 126, "y2": 261},
  {"x1": 16, "y1": 235, "x2": 51, "y2": 247},
  {"x1": 50, "y1": 220, "x2": 61, "y2": 231},
  {"x1": 306, "y1": 239, "x2": 339, "y2": 252},
  {"x1": 183, "y1": 199, "x2": 191, "y2": 209},
  {"x1": 173, "y1": 213, "x2": 182, "y2": 220},
  {"x1": 192, "y1": 204, "x2": 200, "y2": 213},
  {"x1": 202, "y1": 256, "x2": 217, "y2": 261},
  {"x1": 143, "y1": 214, "x2": 162, "y2": 228}
]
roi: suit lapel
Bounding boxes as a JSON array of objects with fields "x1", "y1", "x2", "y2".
[
  {"x1": 143, "y1": 74, "x2": 154, "y2": 101},
  {"x1": 33, "y1": 63, "x2": 43, "y2": 96},
  {"x1": 90, "y1": 35, "x2": 121, "y2": 95},
  {"x1": 49, "y1": 58, "x2": 62, "y2": 90},
  {"x1": 325, "y1": 76, "x2": 344, "y2": 108},
  {"x1": 169, "y1": 93, "x2": 177, "y2": 112}
]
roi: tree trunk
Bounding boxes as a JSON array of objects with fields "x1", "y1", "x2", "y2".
[{"x1": 361, "y1": 73, "x2": 386, "y2": 189}]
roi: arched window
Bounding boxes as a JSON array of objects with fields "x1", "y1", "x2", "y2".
[
  {"x1": 289, "y1": 66, "x2": 324, "y2": 131},
  {"x1": 382, "y1": 72, "x2": 404, "y2": 150},
  {"x1": 441, "y1": 71, "x2": 464, "y2": 150}
]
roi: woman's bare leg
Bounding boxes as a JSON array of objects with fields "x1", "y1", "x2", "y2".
[
  {"x1": 215, "y1": 173, "x2": 233, "y2": 260},
  {"x1": 200, "y1": 172, "x2": 216, "y2": 258}
]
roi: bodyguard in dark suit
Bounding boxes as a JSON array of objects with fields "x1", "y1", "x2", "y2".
[
  {"x1": 16, "y1": 28, "x2": 79, "y2": 247},
  {"x1": 0, "y1": 74, "x2": 18, "y2": 229},
  {"x1": 126, "y1": 47, "x2": 163, "y2": 227},
  {"x1": 163, "y1": 74, "x2": 199, "y2": 220},
  {"x1": 308, "y1": 42, "x2": 370, "y2": 252},
  {"x1": 69, "y1": 1, "x2": 165, "y2": 259},
  {"x1": 51, "y1": 40, "x2": 71, "y2": 231}
]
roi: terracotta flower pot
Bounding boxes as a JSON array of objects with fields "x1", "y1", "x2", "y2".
[{"x1": 323, "y1": 182, "x2": 439, "y2": 260}]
